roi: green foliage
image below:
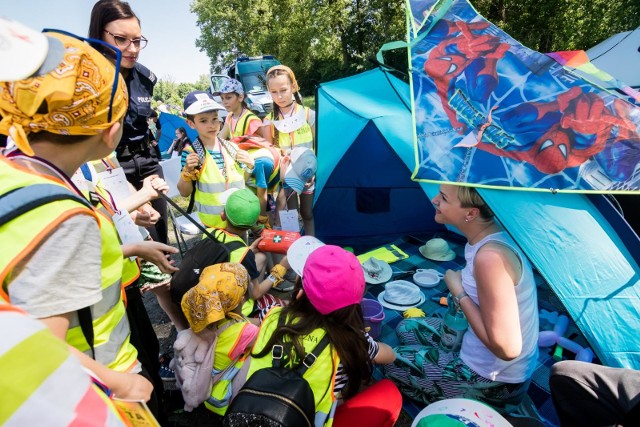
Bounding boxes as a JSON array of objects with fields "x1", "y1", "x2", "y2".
[
  {"x1": 473, "y1": 0, "x2": 640, "y2": 52},
  {"x1": 190, "y1": 0, "x2": 405, "y2": 95},
  {"x1": 189, "y1": 0, "x2": 640, "y2": 92},
  {"x1": 152, "y1": 74, "x2": 212, "y2": 108}
]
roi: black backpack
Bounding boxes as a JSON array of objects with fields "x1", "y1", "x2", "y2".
[
  {"x1": 159, "y1": 191, "x2": 248, "y2": 305},
  {"x1": 169, "y1": 233, "x2": 244, "y2": 305},
  {"x1": 223, "y1": 314, "x2": 331, "y2": 427}
]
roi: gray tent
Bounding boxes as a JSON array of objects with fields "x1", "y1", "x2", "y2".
[{"x1": 586, "y1": 27, "x2": 640, "y2": 89}]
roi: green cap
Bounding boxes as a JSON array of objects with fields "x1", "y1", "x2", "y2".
[{"x1": 225, "y1": 189, "x2": 260, "y2": 227}]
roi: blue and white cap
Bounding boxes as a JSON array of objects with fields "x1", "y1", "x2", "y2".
[
  {"x1": 183, "y1": 90, "x2": 225, "y2": 115},
  {"x1": 284, "y1": 147, "x2": 317, "y2": 194},
  {"x1": 214, "y1": 78, "x2": 244, "y2": 95}
]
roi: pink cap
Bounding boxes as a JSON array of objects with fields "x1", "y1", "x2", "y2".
[{"x1": 302, "y1": 245, "x2": 365, "y2": 314}]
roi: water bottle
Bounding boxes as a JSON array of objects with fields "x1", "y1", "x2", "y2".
[{"x1": 439, "y1": 293, "x2": 469, "y2": 352}]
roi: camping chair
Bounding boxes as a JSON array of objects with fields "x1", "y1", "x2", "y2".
[{"x1": 159, "y1": 157, "x2": 202, "y2": 257}]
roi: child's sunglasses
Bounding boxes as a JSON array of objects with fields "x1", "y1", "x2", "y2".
[{"x1": 42, "y1": 29, "x2": 122, "y2": 122}]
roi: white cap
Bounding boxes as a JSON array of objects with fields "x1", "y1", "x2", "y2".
[
  {"x1": 0, "y1": 18, "x2": 65, "y2": 81},
  {"x1": 287, "y1": 236, "x2": 325, "y2": 276}
]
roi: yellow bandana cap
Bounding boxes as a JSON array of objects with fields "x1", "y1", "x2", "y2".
[
  {"x1": 181, "y1": 263, "x2": 249, "y2": 333},
  {"x1": 267, "y1": 65, "x2": 299, "y2": 93},
  {"x1": 0, "y1": 32, "x2": 128, "y2": 156}
]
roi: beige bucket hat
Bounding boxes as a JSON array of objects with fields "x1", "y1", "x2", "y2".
[{"x1": 419, "y1": 238, "x2": 456, "y2": 261}]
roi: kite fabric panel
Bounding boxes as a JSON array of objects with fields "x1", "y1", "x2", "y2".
[{"x1": 408, "y1": 0, "x2": 640, "y2": 193}]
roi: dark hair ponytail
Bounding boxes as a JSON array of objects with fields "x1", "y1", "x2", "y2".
[{"x1": 253, "y1": 281, "x2": 372, "y2": 399}]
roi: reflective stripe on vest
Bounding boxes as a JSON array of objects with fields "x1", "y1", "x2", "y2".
[
  {"x1": 267, "y1": 105, "x2": 314, "y2": 153},
  {"x1": 0, "y1": 158, "x2": 137, "y2": 372},
  {"x1": 0, "y1": 305, "x2": 126, "y2": 426},
  {"x1": 205, "y1": 320, "x2": 249, "y2": 415},
  {"x1": 0, "y1": 158, "x2": 98, "y2": 299},
  {"x1": 246, "y1": 307, "x2": 338, "y2": 427},
  {"x1": 195, "y1": 148, "x2": 245, "y2": 228}
]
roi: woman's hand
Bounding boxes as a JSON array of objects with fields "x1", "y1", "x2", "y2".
[
  {"x1": 133, "y1": 204, "x2": 160, "y2": 227},
  {"x1": 444, "y1": 269, "x2": 463, "y2": 296},
  {"x1": 249, "y1": 236, "x2": 263, "y2": 253},
  {"x1": 279, "y1": 155, "x2": 291, "y2": 181}
]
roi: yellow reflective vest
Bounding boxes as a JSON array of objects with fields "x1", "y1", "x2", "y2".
[
  {"x1": 245, "y1": 307, "x2": 339, "y2": 427},
  {"x1": 266, "y1": 104, "x2": 314, "y2": 153},
  {"x1": 0, "y1": 156, "x2": 138, "y2": 373},
  {"x1": 210, "y1": 229, "x2": 254, "y2": 316},
  {"x1": 0, "y1": 303, "x2": 126, "y2": 426},
  {"x1": 193, "y1": 144, "x2": 245, "y2": 228},
  {"x1": 205, "y1": 319, "x2": 254, "y2": 415},
  {"x1": 226, "y1": 109, "x2": 261, "y2": 138}
]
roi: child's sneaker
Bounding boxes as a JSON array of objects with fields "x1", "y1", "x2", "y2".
[
  {"x1": 158, "y1": 352, "x2": 175, "y2": 382},
  {"x1": 159, "y1": 364, "x2": 175, "y2": 382}
]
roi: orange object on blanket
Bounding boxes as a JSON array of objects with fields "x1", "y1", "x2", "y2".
[{"x1": 257, "y1": 230, "x2": 301, "y2": 254}]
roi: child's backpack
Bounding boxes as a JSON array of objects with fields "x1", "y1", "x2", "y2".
[
  {"x1": 170, "y1": 235, "x2": 245, "y2": 305},
  {"x1": 223, "y1": 314, "x2": 331, "y2": 427},
  {"x1": 230, "y1": 135, "x2": 282, "y2": 172},
  {"x1": 161, "y1": 192, "x2": 245, "y2": 305}
]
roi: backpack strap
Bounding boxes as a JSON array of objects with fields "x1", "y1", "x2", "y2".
[
  {"x1": 187, "y1": 138, "x2": 208, "y2": 214},
  {"x1": 271, "y1": 311, "x2": 331, "y2": 374},
  {"x1": 0, "y1": 183, "x2": 96, "y2": 358},
  {"x1": 296, "y1": 334, "x2": 330, "y2": 376},
  {"x1": 0, "y1": 183, "x2": 92, "y2": 226}
]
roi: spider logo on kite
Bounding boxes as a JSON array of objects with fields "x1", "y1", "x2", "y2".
[{"x1": 424, "y1": 19, "x2": 510, "y2": 132}]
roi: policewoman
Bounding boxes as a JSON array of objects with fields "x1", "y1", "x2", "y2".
[{"x1": 89, "y1": 0, "x2": 168, "y2": 244}]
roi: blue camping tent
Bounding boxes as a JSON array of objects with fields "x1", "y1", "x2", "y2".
[
  {"x1": 315, "y1": 67, "x2": 640, "y2": 370},
  {"x1": 158, "y1": 112, "x2": 199, "y2": 154},
  {"x1": 314, "y1": 68, "x2": 446, "y2": 248}
]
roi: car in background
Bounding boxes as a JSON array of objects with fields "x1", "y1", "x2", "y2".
[{"x1": 210, "y1": 55, "x2": 281, "y2": 119}]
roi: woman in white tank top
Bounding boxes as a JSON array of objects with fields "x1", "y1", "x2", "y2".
[{"x1": 385, "y1": 184, "x2": 538, "y2": 412}]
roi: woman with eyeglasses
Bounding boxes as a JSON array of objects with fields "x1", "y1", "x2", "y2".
[
  {"x1": 89, "y1": 1, "x2": 168, "y2": 421},
  {"x1": 89, "y1": 0, "x2": 167, "y2": 247}
]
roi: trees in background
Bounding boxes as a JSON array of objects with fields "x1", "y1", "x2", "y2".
[
  {"x1": 187, "y1": 0, "x2": 640, "y2": 94},
  {"x1": 152, "y1": 74, "x2": 210, "y2": 108}
]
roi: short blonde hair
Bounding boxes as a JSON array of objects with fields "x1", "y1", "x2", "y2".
[{"x1": 458, "y1": 187, "x2": 494, "y2": 220}]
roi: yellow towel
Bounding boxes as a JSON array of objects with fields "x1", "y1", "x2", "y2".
[{"x1": 357, "y1": 244, "x2": 408, "y2": 265}]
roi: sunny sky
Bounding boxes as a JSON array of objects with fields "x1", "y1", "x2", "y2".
[{"x1": 3, "y1": 0, "x2": 212, "y2": 83}]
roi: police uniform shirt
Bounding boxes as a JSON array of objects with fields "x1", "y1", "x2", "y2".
[{"x1": 121, "y1": 63, "x2": 157, "y2": 150}]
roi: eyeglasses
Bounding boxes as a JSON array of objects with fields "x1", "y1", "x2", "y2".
[
  {"x1": 103, "y1": 29, "x2": 148, "y2": 50},
  {"x1": 42, "y1": 28, "x2": 122, "y2": 122}
]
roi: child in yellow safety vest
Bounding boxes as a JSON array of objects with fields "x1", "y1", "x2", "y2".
[
  {"x1": 0, "y1": 28, "x2": 152, "y2": 404},
  {"x1": 261, "y1": 65, "x2": 316, "y2": 235},
  {"x1": 235, "y1": 237, "x2": 401, "y2": 427},
  {"x1": 178, "y1": 91, "x2": 254, "y2": 229},
  {"x1": 173, "y1": 262, "x2": 259, "y2": 414},
  {"x1": 217, "y1": 78, "x2": 280, "y2": 228}
]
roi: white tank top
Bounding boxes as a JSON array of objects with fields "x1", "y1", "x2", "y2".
[{"x1": 459, "y1": 232, "x2": 539, "y2": 383}]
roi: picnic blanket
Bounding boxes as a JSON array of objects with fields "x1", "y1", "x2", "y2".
[{"x1": 365, "y1": 234, "x2": 563, "y2": 427}]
